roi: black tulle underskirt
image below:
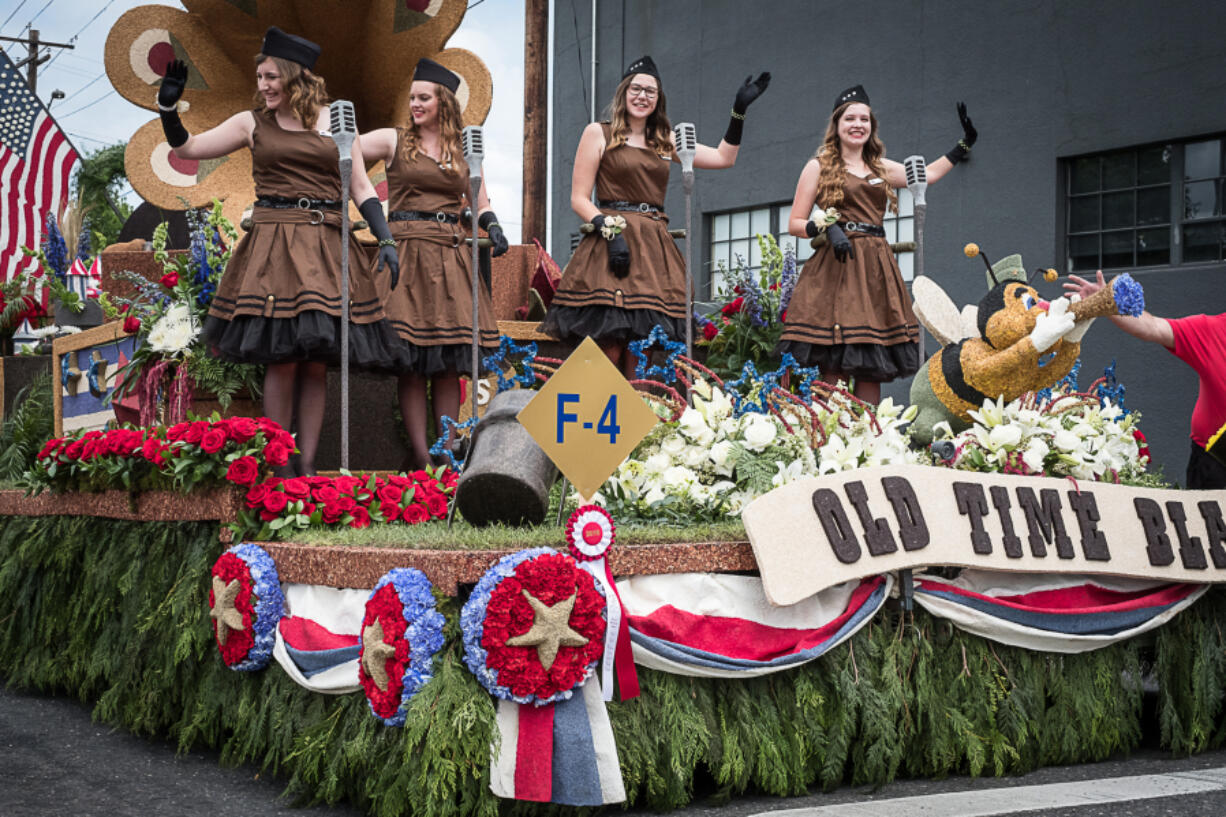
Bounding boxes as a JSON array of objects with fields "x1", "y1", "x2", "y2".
[
  {"x1": 540, "y1": 305, "x2": 686, "y2": 344},
  {"x1": 202, "y1": 312, "x2": 401, "y2": 369},
  {"x1": 384, "y1": 341, "x2": 497, "y2": 378},
  {"x1": 774, "y1": 339, "x2": 920, "y2": 383}
]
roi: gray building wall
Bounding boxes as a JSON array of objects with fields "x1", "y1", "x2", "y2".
[{"x1": 549, "y1": 0, "x2": 1226, "y2": 483}]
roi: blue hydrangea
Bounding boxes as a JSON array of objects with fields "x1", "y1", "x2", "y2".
[
  {"x1": 365, "y1": 567, "x2": 445, "y2": 727},
  {"x1": 1111, "y1": 273, "x2": 1145, "y2": 317},
  {"x1": 224, "y1": 543, "x2": 285, "y2": 672}
]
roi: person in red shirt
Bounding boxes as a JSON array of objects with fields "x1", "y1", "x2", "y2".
[{"x1": 1065, "y1": 270, "x2": 1226, "y2": 489}]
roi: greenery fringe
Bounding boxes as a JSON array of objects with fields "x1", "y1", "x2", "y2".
[{"x1": 2, "y1": 514, "x2": 1225, "y2": 814}]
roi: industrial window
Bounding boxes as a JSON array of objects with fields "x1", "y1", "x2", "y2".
[{"x1": 1064, "y1": 137, "x2": 1226, "y2": 271}]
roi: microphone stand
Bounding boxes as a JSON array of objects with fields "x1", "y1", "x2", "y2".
[
  {"x1": 330, "y1": 101, "x2": 357, "y2": 470},
  {"x1": 469, "y1": 180, "x2": 482, "y2": 423},
  {"x1": 682, "y1": 167, "x2": 694, "y2": 359}
]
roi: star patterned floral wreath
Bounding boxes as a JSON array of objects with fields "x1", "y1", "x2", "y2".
[
  {"x1": 461, "y1": 548, "x2": 606, "y2": 705},
  {"x1": 359, "y1": 568, "x2": 446, "y2": 727},
  {"x1": 209, "y1": 543, "x2": 285, "y2": 671},
  {"x1": 565, "y1": 505, "x2": 616, "y2": 561}
]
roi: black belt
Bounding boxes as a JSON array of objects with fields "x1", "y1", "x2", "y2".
[
  {"x1": 840, "y1": 221, "x2": 885, "y2": 237},
  {"x1": 255, "y1": 196, "x2": 341, "y2": 210},
  {"x1": 389, "y1": 209, "x2": 461, "y2": 224},
  {"x1": 599, "y1": 199, "x2": 664, "y2": 215}
]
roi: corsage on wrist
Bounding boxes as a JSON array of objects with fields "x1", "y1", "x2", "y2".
[
  {"x1": 600, "y1": 215, "x2": 627, "y2": 241},
  {"x1": 378, "y1": 238, "x2": 396, "y2": 248}
]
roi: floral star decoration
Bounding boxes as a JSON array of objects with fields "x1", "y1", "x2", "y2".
[
  {"x1": 361, "y1": 617, "x2": 399, "y2": 692},
  {"x1": 428, "y1": 415, "x2": 478, "y2": 471},
  {"x1": 505, "y1": 589, "x2": 590, "y2": 671},
  {"x1": 209, "y1": 575, "x2": 245, "y2": 646},
  {"x1": 628, "y1": 324, "x2": 686, "y2": 383},
  {"x1": 481, "y1": 334, "x2": 538, "y2": 393}
]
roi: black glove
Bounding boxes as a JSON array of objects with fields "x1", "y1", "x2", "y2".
[
  {"x1": 724, "y1": 72, "x2": 771, "y2": 145},
  {"x1": 826, "y1": 223, "x2": 854, "y2": 263},
  {"x1": 157, "y1": 59, "x2": 189, "y2": 148},
  {"x1": 592, "y1": 215, "x2": 630, "y2": 278},
  {"x1": 358, "y1": 197, "x2": 399, "y2": 290},
  {"x1": 478, "y1": 211, "x2": 509, "y2": 257},
  {"x1": 944, "y1": 102, "x2": 977, "y2": 165}
]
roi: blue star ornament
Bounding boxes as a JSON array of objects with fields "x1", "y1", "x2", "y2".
[
  {"x1": 429, "y1": 415, "x2": 479, "y2": 470},
  {"x1": 628, "y1": 325, "x2": 686, "y2": 383},
  {"x1": 481, "y1": 335, "x2": 538, "y2": 393}
]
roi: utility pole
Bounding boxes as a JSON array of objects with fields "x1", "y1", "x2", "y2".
[
  {"x1": 0, "y1": 29, "x2": 74, "y2": 94},
  {"x1": 521, "y1": 0, "x2": 548, "y2": 245}
]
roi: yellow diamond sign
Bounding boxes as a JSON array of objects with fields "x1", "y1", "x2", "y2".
[{"x1": 517, "y1": 337, "x2": 659, "y2": 500}]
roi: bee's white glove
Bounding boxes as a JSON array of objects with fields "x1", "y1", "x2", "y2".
[{"x1": 1030, "y1": 297, "x2": 1076, "y2": 352}]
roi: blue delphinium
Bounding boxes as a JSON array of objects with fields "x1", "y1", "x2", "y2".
[
  {"x1": 1094, "y1": 360, "x2": 1131, "y2": 415},
  {"x1": 42, "y1": 212, "x2": 69, "y2": 281},
  {"x1": 780, "y1": 245, "x2": 797, "y2": 314},
  {"x1": 76, "y1": 216, "x2": 92, "y2": 262}
]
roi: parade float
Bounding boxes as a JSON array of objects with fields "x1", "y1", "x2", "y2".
[{"x1": 4, "y1": 2, "x2": 1226, "y2": 816}]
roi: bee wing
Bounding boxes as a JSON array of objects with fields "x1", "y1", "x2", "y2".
[
  {"x1": 960, "y1": 304, "x2": 980, "y2": 339},
  {"x1": 911, "y1": 275, "x2": 970, "y2": 346}
]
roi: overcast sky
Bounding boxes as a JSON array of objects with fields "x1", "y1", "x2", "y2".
[{"x1": 0, "y1": 0, "x2": 529, "y2": 237}]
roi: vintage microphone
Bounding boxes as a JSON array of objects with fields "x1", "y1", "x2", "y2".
[
  {"x1": 462, "y1": 125, "x2": 484, "y2": 423},
  {"x1": 674, "y1": 122, "x2": 697, "y2": 358},
  {"x1": 904, "y1": 154, "x2": 928, "y2": 359},
  {"x1": 329, "y1": 100, "x2": 357, "y2": 470}
]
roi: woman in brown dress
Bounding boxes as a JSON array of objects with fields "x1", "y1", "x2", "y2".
[
  {"x1": 157, "y1": 26, "x2": 400, "y2": 475},
  {"x1": 360, "y1": 59, "x2": 509, "y2": 470},
  {"x1": 778, "y1": 85, "x2": 977, "y2": 403},
  {"x1": 542, "y1": 55, "x2": 770, "y2": 378}
]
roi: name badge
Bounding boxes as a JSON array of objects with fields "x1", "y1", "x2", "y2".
[{"x1": 868, "y1": 177, "x2": 884, "y2": 185}]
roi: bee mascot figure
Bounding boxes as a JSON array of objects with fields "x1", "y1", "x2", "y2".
[{"x1": 909, "y1": 251, "x2": 1091, "y2": 446}]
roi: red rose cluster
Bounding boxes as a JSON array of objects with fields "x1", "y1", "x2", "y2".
[
  {"x1": 236, "y1": 469, "x2": 459, "y2": 537},
  {"x1": 210, "y1": 550, "x2": 256, "y2": 665},
  {"x1": 359, "y1": 583, "x2": 411, "y2": 718},
  {"x1": 481, "y1": 552, "x2": 605, "y2": 700},
  {"x1": 30, "y1": 416, "x2": 294, "y2": 494}
]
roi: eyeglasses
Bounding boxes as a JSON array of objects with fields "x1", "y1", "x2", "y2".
[{"x1": 628, "y1": 84, "x2": 658, "y2": 99}]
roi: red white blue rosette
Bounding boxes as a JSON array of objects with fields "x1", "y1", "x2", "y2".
[
  {"x1": 461, "y1": 547, "x2": 606, "y2": 705},
  {"x1": 359, "y1": 568, "x2": 446, "y2": 727},
  {"x1": 566, "y1": 505, "x2": 615, "y2": 561},
  {"x1": 565, "y1": 506, "x2": 639, "y2": 700},
  {"x1": 209, "y1": 543, "x2": 284, "y2": 671}
]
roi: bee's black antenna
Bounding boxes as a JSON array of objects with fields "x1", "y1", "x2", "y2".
[{"x1": 979, "y1": 251, "x2": 998, "y2": 285}]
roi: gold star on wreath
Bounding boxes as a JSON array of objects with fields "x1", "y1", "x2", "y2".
[
  {"x1": 362, "y1": 618, "x2": 398, "y2": 692},
  {"x1": 209, "y1": 575, "x2": 245, "y2": 646},
  {"x1": 505, "y1": 589, "x2": 589, "y2": 671}
]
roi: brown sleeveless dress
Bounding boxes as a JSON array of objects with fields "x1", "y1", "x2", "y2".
[
  {"x1": 203, "y1": 109, "x2": 397, "y2": 367},
  {"x1": 379, "y1": 134, "x2": 498, "y2": 376},
  {"x1": 541, "y1": 123, "x2": 687, "y2": 342},
  {"x1": 777, "y1": 171, "x2": 920, "y2": 381}
]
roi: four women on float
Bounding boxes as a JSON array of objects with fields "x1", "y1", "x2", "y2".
[
  {"x1": 158, "y1": 26, "x2": 400, "y2": 477},
  {"x1": 359, "y1": 59, "x2": 509, "y2": 470},
  {"x1": 543, "y1": 56, "x2": 770, "y2": 378},
  {"x1": 778, "y1": 85, "x2": 976, "y2": 404}
]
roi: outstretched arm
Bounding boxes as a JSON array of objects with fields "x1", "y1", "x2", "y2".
[
  {"x1": 890, "y1": 102, "x2": 976, "y2": 188},
  {"x1": 357, "y1": 127, "x2": 398, "y2": 168},
  {"x1": 690, "y1": 72, "x2": 770, "y2": 170},
  {"x1": 1064, "y1": 270, "x2": 1174, "y2": 349},
  {"x1": 172, "y1": 111, "x2": 255, "y2": 160}
]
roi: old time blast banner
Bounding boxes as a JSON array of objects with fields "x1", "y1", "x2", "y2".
[{"x1": 742, "y1": 465, "x2": 1226, "y2": 606}]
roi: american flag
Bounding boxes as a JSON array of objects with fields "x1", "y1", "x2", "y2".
[{"x1": 1, "y1": 48, "x2": 79, "y2": 282}]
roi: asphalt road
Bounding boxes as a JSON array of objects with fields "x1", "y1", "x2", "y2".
[{"x1": 6, "y1": 679, "x2": 1226, "y2": 817}]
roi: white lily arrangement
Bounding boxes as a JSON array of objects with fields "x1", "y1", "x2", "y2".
[
  {"x1": 592, "y1": 378, "x2": 920, "y2": 521},
  {"x1": 931, "y1": 391, "x2": 1149, "y2": 483}
]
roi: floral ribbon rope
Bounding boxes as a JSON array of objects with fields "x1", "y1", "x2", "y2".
[
  {"x1": 461, "y1": 548, "x2": 624, "y2": 806},
  {"x1": 565, "y1": 505, "x2": 639, "y2": 701}
]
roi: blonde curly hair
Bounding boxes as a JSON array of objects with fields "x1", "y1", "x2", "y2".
[{"x1": 814, "y1": 102, "x2": 898, "y2": 214}]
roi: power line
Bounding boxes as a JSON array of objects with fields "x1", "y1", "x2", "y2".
[
  {"x1": 58, "y1": 71, "x2": 104, "y2": 103},
  {"x1": 59, "y1": 89, "x2": 116, "y2": 119},
  {"x1": 0, "y1": 0, "x2": 31, "y2": 33},
  {"x1": 43, "y1": 0, "x2": 116, "y2": 71},
  {"x1": 25, "y1": 0, "x2": 57, "y2": 29}
]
